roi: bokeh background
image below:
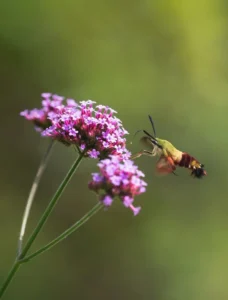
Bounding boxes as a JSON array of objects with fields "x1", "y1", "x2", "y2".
[{"x1": 1, "y1": 1, "x2": 228, "y2": 299}]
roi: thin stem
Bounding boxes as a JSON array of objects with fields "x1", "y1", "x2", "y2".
[
  {"x1": 21, "y1": 202, "x2": 103, "y2": 263},
  {"x1": 20, "y1": 151, "x2": 84, "y2": 259},
  {"x1": 0, "y1": 152, "x2": 84, "y2": 299},
  {"x1": 0, "y1": 262, "x2": 21, "y2": 298},
  {"x1": 18, "y1": 140, "x2": 55, "y2": 257}
]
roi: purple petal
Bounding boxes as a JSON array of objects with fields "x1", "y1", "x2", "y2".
[
  {"x1": 123, "y1": 196, "x2": 133, "y2": 207},
  {"x1": 110, "y1": 175, "x2": 122, "y2": 186},
  {"x1": 103, "y1": 195, "x2": 113, "y2": 206},
  {"x1": 88, "y1": 149, "x2": 100, "y2": 159},
  {"x1": 67, "y1": 99, "x2": 78, "y2": 107},
  {"x1": 92, "y1": 173, "x2": 103, "y2": 182},
  {"x1": 52, "y1": 94, "x2": 64, "y2": 102},
  {"x1": 41, "y1": 93, "x2": 52, "y2": 98},
  {"x1": 129, "y1": 205, "x2": 141, "y2": 216}
]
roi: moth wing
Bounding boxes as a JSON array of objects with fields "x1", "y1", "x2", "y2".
[
  {"x1": 139, "y1": 136, "x2": 154, "y2": 148},
  {"x1": 156, "y1": 155, "x2": 176, "y2": 175},
  {"x1": 139, "y1": 136, "x2": 162, "y2": 157}
]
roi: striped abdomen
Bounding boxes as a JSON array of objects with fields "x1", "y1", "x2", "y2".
[
  {"x1": 177, "y1": 152, "x2": 206, "y2": 178},
  {"x1": 178, "y1": 152, "x2": 198, "y2": 170}
]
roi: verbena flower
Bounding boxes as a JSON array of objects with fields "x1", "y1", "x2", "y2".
[
  {"x1": 42, "y1": 100, "x2": 130, "y2": 160},
  {"x1": 20, "y1": 93, "x2": 77, "y2": 132},
  {"x1": 88, "y1": 155, "x2": 147, "y2": 215}
]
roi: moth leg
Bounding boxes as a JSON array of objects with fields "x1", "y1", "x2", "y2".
[
  {"x1": 131, "y1": 150, "x2": 155, "y2": 160},
  {"x1": 167, "y1": 157, "x2": 178, "y2": 176},
  {"x1": 161, "y1": 149, "x2": 175, "y2": 166},
  {"x1": 167, "y1": 156, "x2": 175, "y2": 168},
  {"x1": 160, "y1": 149, "x2": 177, "y2": 176}
]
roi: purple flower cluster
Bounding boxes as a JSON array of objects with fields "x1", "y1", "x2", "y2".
[
  {"x1": 42, "y1": 100, "x2": 130, "y2": 160},
  {"x1": 21, "y1": 93, "x2": 148, "y2": 214},
  {"x1": 20, "y1": 93, "x2": 77, "y2": 132},
  {"x1": 88, "y1": 156, "x2": 147, "y2": 215}
]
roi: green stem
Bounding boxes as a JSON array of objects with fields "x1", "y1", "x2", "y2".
[
  {"x1": 0, "y1": 152, "x2": 84, "y2": 299},
  {"x1": 21, "y1": 202, "x2": 103, "y2": 263},
  {"x1": 20, "y1": 151, "x2": 84, "y2": 259},
  {"x1": 0, "y1": 262, "x2": 21, "y2": 298},
  {"x1": 18, "y1": 140, "x2": 55, "y2": 257},
  {"x1": 0, "y1": 202, "x2": 102, "y2": 299}
]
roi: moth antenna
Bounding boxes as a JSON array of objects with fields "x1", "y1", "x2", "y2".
[
  {"x1": 142, "y1": 130, "x2": 163, "y2": 149},
  {"x1": 143, "y1": 130, "x2": 156, "y2": 140},
  {"x1": 148, "y1": 115, "x2": 156, "y2": 137}
]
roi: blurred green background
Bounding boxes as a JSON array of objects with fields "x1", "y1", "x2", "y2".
[{"x1": 1, "y1": 0, "x2": 228, "y2": 299}]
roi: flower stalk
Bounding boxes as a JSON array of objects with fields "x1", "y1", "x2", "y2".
[
  {"x1": 17, "y1": 140, "x2": 55, "y2": 257},
  {"x1": 0, "y1": 201, "x2": 102, "y2": 298},
  {"x1": 20, "y1": 202, "x2": 103, "y2": 263},
  {"x1": 19, "y1": 151, "x2": 85, "y2": 259},
  {"x1": 0, "y1": 151, "x2": 85, "y2": 298}
]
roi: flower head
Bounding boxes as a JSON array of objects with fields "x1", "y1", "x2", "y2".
[
  {"x1": 88, "y1": 156, "x2": 147, "y2": 215},
  {"x1": 42, "y1": 100, "x2": 130, "y2": 160},
  {"x1": 20, "y1": 93, "x2": 77, "y2": 132}
]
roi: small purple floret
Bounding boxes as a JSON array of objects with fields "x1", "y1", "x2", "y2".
[
  {"x1": 103, "y1": 195, "x2": 113, "y2": 206},
  {"x1": 88, "y1": 149, "x2": 100, "y2": 159},
  {"x1": 130, "y1": 205, "x2": 141, "y2": 216},
  {"x1": 123, "y1": 196, "x2": 133, "y2": 207}
]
